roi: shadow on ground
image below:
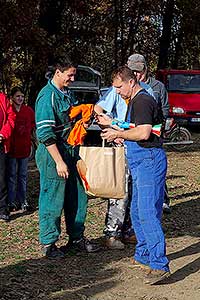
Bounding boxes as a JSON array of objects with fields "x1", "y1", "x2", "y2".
[
  {"x1": 163, "y1": 196, "x2": 200, "y2": 239},
  {"x1": 0, "y1": 247, "x2": 133, "y2": 300}
]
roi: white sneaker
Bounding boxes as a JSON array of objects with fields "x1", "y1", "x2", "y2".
[{"x1": 163, "y1": 203, "x2": 171, "y2": 214}]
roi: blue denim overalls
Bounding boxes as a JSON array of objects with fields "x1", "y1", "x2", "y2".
[{"x1": 125, "y1": 94, "x2": 169, "y2": 272}]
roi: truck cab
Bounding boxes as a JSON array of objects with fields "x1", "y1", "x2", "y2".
[{"x1": 157, "y1": 69, "x2": 200, "y2": 126}]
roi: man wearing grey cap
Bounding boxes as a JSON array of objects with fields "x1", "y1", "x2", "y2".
[
  {"x1": 127, "y1": 54, "x2": 147, "y2": 72},
  {"x1": 127, "y1": 53, "x2": 170, "y2": 120}
]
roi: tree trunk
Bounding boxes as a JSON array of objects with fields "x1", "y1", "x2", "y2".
[{"x1": 157, "y1": 0, "x2": 175, "y2": 69}]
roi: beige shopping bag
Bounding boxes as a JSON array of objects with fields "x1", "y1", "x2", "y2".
[{"x1": 78, "y1": 143, "x2": 126, "y2": 199}]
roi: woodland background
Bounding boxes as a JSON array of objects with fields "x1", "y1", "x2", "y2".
[{"x1": 0, "y1": 0, "x2": 200, "y2": 105}]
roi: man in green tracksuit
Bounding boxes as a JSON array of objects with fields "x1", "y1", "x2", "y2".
[{"x1": 35, "y1": 57, "x2": 99, "y2": 258}]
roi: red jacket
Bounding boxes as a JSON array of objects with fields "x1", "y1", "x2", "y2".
[
  {"x1": 0, "y1": 93, "x2": 16, "y2": 153},
  {"x1": 9, "y1": 105, "x2": 35, "y2": 158}
]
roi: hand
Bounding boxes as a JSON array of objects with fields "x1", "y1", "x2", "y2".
[
  {"x1": 113, "y1": 137, "x2": 124, "y2": 145},
  {"x1": 56, "y1": 161, "x2": 69, "y2": 179},
  {"x1": 101, "y1": 128, "x2": 119, "y2": 142},
  {"x1": 0, "y1": 134, "x2": 4, "y2": 143},
  {"x1": 83, "y1": 122, "x2": 89, "y2": 129},
  {"x1": 95, "y1": 113, "x2": 112, "y2": 126}
]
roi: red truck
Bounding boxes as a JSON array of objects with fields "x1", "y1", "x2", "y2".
[{"x1": 157, "y1": 69, "x2": 200, "y2": 126}]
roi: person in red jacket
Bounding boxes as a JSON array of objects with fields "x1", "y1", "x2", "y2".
[
  {"x1": 0, "y1": 92, "x2": 16, "y2": 221},
  {"x1": 7, "y1": 86, "x2": 35, "y2": 212}
]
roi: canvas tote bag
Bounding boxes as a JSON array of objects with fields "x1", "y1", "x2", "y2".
[{"x1": 77, "y1": 142, "x2": 126, "y2": 199}]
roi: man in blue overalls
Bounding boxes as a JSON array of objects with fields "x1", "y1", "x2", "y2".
[
  {"x1": 100, "y1": 65, "x2": 170, "y2": 284},
  {"x1": 95, "y1": 77, "x2": 154, "y2": 250},
  {"x1": 35, "y1": 56, "x2": 99, "y2": 258}
]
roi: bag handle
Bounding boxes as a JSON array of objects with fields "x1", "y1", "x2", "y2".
[{"x1": 102, "y1": 138, "x2": 105, "y2": 148}]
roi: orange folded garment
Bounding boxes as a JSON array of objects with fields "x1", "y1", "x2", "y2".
[{"x1": 67, "y1": 104, "x2": 94, "y2": 146}]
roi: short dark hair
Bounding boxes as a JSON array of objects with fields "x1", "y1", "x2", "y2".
[
  {"x1": 111, "y1": 65, "x2": 137, "y2": 83},
  {"x1": 10, "y1": 86, "x2": 24, "y2": 97},
  {"x1": 48, "y1": 56, "x2": 77, "y2": 75}
]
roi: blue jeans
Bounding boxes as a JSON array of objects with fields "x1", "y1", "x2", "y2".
[
  {"x1": 7, "y1": 157, "x2": 29, "y2": 206},
  {"x1": 126, "y1": 141, "x2": 169, "y2": 272}
]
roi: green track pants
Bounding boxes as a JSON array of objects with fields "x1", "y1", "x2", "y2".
[{"x1": 35, "y1": 143, "x2": 88, "y2": 245}]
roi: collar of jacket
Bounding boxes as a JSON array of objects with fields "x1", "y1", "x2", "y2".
[{"x1": 47, "y1": 80, "x2": 69, "y2": 101}]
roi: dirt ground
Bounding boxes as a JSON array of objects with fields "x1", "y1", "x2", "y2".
[{"x1": 0, "y1": 131, "x2": 200, "y2": 300}]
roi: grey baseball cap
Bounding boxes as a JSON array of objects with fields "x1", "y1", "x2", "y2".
[{"x1": 127, "y1": 54, "x2": 147, "y2": 72}]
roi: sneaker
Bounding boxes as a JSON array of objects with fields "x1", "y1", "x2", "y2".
[
  {"x1": 0, "y1": 214, "x2": 10, "y2": 222},
  {"x1": 130, "y1": 258, "x2": 150, "y2": 270},
  {"x1": 122, "y1": 234, "x2": 137, "y2": 244},
  {"x1": 163, "y1": 203, "x2": 171, "y2": 214},
  {"x1": 8, "y1": 203, "x2": 20, "y2": 212},
  {"x1": 0, "y1": 213, "x2": 10, "y2": 222},
  {"x1": 60, "y1": 237, "x2": 101, "y2": 254},
  {"x1": 104, "y1": 237, "x2": 125, "y2": 250},
  {"x1": 144, "y1": 269, "x2": 171, "y2": 285},
  {"x1": 42, "y1": 244, "x2": 65, "y2": 259},
  {"x1": 21, "y1": 203, "x2": 30, "y2": 212}
]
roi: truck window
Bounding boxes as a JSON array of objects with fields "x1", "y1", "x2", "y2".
[{"x1": 167, "y1": 74, "x2": 200, "y2": 93}]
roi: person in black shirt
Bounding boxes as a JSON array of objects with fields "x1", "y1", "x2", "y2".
[
  {"x1": 127, "y1": 53, "x2": 171, "y2": 214},
  {"x1": 100, "y1": 66, "x2": 170, "y2": 285}
]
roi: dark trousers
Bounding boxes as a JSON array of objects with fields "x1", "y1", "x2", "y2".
[
  {"x1": 164, "y1": 183, "x2": 170, "y2": 205},
  {"x1": 0, "y1": 144, "x2": 8, "y2": 214}
]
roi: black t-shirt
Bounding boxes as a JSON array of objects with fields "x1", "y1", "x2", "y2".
[{"x1": 126, "y1": 90, "x2": 163, "y2": 148}]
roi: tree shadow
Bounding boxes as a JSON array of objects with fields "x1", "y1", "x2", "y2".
[
  {"x1": 0, "y1": 247, "x2": 133, "y2": 300},
  {"x1": 170, "y1": 190, "x2": 200, "y2": 200},
  {"x1": 163, "y1": 197, "x2": 200, "y2": 239},
  {"x1": 168, "y1": 241, "x2": 200, "y2": 260},
  {"x1": 9, "y1": 209, "x2": 36, "y2": 221},
  {"x1": 166, "y1": 175, "x2": 185, "y2": 180},
  {"x1": 161, "y1": 198, "x2": 200, "y2": 284}
]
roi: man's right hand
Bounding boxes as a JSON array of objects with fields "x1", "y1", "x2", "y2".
[{"x1": 56, "y1": 160, "x2": 69, "y2": 179}]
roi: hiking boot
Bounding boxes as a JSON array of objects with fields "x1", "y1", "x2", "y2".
[
  {"x1": 60, "y1": 237, "x2": 101, "y2": 254},
  {"x1": 42, "y1": 244, "x2": 65, "y2": 259},
  {"x1": 163, "y1": 203, "x2": 171, "y2": 214},
  {"x1": 104, "y1": 237, "x2": 125, "y2": 250},
  {"x1": 0, "y1": 213, "x2": 10, "y2": 222},
  {"x1": 144, "y1": 269, "x2": 171, "y2": 285},
  {"x1": 122, "y1": 234, "x2": 137, "y2": 244},
  {"x1": 130, "y1": 257, "x2": 150, "y2": 270}
]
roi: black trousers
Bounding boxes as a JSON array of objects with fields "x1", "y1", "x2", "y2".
[{"x1": 0, "y1": 144, "x2": 8, "y2": 214}]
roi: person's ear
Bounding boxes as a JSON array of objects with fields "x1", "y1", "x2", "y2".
[
  {"x1": 55, "y1": 69, "x2": 61, "y2": 77},
  {"x1": 130, "y1": 78, "x2": 135, "y2": 88}
]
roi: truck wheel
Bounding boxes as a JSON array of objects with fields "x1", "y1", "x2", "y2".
[{"x1": 169, "y1": 127, "x2": 192, "y2": 151}]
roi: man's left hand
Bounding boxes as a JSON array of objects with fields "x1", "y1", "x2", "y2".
[
  {"x1": 101, "y1": 128, "x2": 119, "y2": 142},
  {"x1": 0, "y1": 134, "x2": 4, "y2": 143},
  {"x1": 95, "y1": 113, "x2": 112, "y2": 126}
]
